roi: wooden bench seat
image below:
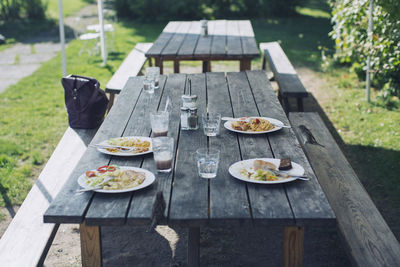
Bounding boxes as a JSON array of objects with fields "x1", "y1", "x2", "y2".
[
  {"x1": 260, "y1": 42, "x2": 308, "y2": 112},
  {"x1": 289, "y1": 112, "x2": 400, "y2": 266},
  {"x1": 106, "y1": 42, "x2": 153, "y2": 109},
  {"x1": 0, "y1": 127, "x2": 97, "y2": 266}
]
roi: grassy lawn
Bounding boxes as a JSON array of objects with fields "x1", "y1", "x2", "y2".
[{"x1": 0, "y1": 0, "x2": 399, "y2": 241}]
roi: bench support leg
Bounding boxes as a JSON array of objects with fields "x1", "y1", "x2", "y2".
[
  {"x1": 80, "y1": 222, "x2": 102, "y2": 267},
  {"x1": 240, "y1": 59, "x2": 251, "y2": 71},
  {"x1": 107, "y1": 93, "x2": 115, "y2": 113},
  {"x1": 155, "y1": 57, "x2": 163, "y2": 74},
  {"x1": 297, "y1": 98, "x2": 304, "y2": 112},
  {"x1": 283, "y1": 226, "x2": 304, "y2": 267},
  {"x1": 261, "y1": 53, "x2": 266, "y2": 70},
  {"x1": 174, "y1": 60, "x2": 180, "y2": 73},
  {"x1": 202, "y1": 60, "x2": 211, "y2": 73},
  {"x1": 188, "y1": 227, "x2": 200, "y2": 267}
]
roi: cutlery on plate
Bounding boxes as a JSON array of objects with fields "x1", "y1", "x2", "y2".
[
  {"x1": 221, "y1": 117, "x2": 291, "y2": 128},
  {"x1": 90, "y1": 144, "x2": 137, "y2": 151},
  {"x1": 76, "y1": 177, "x2": 113, "y2": 193}
]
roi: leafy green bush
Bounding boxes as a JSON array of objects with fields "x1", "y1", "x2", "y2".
[
  {"x1": 0, "y1": 0, "x2": 46, "y2": 20},
  {"x1": 114, "y1": 0, "x2": 300, "y2": 21},
  {"x1": 329, "y1": 0, "x2": 400, "y2": 100}
]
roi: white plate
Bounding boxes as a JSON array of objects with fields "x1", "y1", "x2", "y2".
[
  {"x1": 228, "y1": 158, "x2": 305, "y2": 184},
  {"x1": 97, "y1": 136, "x2": 152, "y2": 156},
  {"x1": 223, "y1": 117, "x2": 284, "y2": 134},
  {"x1": 77, "y1": 166, "x2": 155, "y2": 193}
]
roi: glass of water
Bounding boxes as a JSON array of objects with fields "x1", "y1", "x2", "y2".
[
  {"x1": 202, "y1": 113, "x2": 221, "y2": 136},
  {"x1": 196, "y1": 148, "x2": 220, "y2": 179},
  {"x1": 146, "y1": 67, "x2": 160, "y2": 89},
  {"x1": 143, "y1": 77, "x2": 155, "y2": 94}
]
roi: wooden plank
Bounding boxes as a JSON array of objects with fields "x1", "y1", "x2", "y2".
[
  {"x1": 80, "y1": 222, "x2": 102, "y2": 267},
  {"x1": 226, "y1": 20, "x2": 242, "y2": 57},
  {"x1": 146, "y1": 22, "x2": 180, "y2": 56},
  {"x1": 283, "y1": 226, "x2": 304, "y2": 267},
  {"x1": 237, "y1": 20, "x2": 259, "y2": 57},
  {"x1": 106, "y1": 42, "x2": 153, "y2": 94},
  {"x1": 43, "y1": 73, "x2": 144, "y2": 224},
  {"x1": 85, "y1": 77, "x2": 167, "y2": 226},
  {"x1": 206, "y1": 72, "x2": 251, "y2": 223},
  {"x1": 127, "y1": 74, "x2": 188, "y2": 225},
  {"x1": 163, "y1": 22, "x2": 191, "y2": 56},
  {"x1": 178, "y1": 21, "x2": 201, "y2": 58},
  {"x1": 246, "y1": 71, "x2": 335, "y2": 226},
  {"x1": 210, "y1": 20, "x2": 227, "y2": 56},
  {"x1": 261, "y1": 42, "x2": 307, "y2": 97},
  {"x1": 168, "y1": 73, "x2": 209, "y2": 225},
  {"x1": 289, "y1": 112, "x2": 400, "y2": 267},
  {"x1": 0, "y1": 127, "x2": 96, "y2": 266},
  {"x1": 226, "y1": 71, "x2": 293, "y2": 225}
]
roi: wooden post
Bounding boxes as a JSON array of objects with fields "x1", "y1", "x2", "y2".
[
  {"x1": 80, "y1": 222, "x2": 102, "y2": 267},
  {"x1": 174, "y1": 60, "x2": 180, "y2": 73},
  {"x1": 155, "y1": 57, "x2": 164, "y2": 74},
  {"x1": 283, "y1": 226, "x2": 304, "y2": 267},
  {"x1": 188, "y1": 227, "x2": 200, "y2": 267},
  {"x1": 202, "y1": 61, "x2": 211, "y2": 73},
  {"x1": 240, "y1": 59, "x2": 251, "y2": 71}
]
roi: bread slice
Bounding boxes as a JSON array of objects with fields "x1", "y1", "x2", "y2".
[{"x1": 253, "y1": 160, "x2": 277, "y2": 171}]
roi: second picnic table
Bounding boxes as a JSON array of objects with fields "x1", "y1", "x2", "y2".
[
  {"x1": 44, "y1": 71, "x2": 335, "y2": 267},
  {"x1": 145, "y1": 20, "x2": 259, "y2": 74}
]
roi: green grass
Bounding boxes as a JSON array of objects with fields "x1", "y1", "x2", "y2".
[
  {"x1": 0, "y1": 20, "x2": 163, "y2": 205},
  {"x1": 46, "y1": 0, "x2": 91, "y2": 19}
]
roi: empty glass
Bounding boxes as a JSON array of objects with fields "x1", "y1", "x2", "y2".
[
  {"x1": 152, "y1": 137, "x2": 174, "y2": 173},
  {"x1": 196, "y1": 148, "x2": 220, "y2": 178},
  {"x1": 146, "y1": 67, "x2": 160, "y2": 89},
  {"x1": 202, "y1": 113, "x2": 221, "y2": 136},
  {"x1": 143, "y1": 78, "x2": 155, "y2": 94},
  {"x1": 150, "y1": 111, "x2": 169, "y2": 137}
]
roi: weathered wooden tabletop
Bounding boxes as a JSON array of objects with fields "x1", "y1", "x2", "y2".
[
  {"x1": 145, "y1": 20, "x2": 259, "y2": 73},
  {"x1": 44, "y1": 71, "x2": 335, "y2": 266}
]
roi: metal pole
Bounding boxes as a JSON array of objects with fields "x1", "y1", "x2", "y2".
[
  {"x1": 366, "y1": 0, "x2": 373, "y2": 102},
  {"x1": 97, "y1": 0, "x2": 107, "y2": 65},
  {"x1": 58, "y1": 0, "x2": 67, "y2": 77}
]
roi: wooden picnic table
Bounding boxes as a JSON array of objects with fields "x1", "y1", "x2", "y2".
[
  {"x1": 145, "y1": 20, "x2": 259, "y2": 74},
  {"x1": 44, "y1": 70, "x2": 335, "y2": 267}
]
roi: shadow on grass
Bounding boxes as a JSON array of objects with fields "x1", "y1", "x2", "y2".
[{"x1": 301, "y1": 93, "x2": 400, "y2": 241}]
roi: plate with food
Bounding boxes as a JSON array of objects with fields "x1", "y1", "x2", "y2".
[
  {"x1": 77, "y1": 165, "x2": 155, "y2": 193},
  {"x1": 95, "y1": 136, "x2": 152, "y2": 156},
  {"x1": 223, "y1": 117, "x2": 284, "y2": 134},
  {"x1": 228, "y1": 158, "x2": 305, "y2": 184}
]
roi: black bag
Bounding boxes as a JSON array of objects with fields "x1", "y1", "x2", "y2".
[{"x1": 62, "y1": 74, "x2": 109, "y2": 129}]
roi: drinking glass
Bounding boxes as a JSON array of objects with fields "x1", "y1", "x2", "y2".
[
  {"x1": 152, "y1": 137, "x2": 174, "y2": 173},
  {"x1": 202, "y1": 113, "x2": 221, "y2": 136},
  {"x1": 143, "y1": 78, "x2": 155, "y2": 94},
  {"x1": 196, "y1": 148, "x2": 220, "y2": 179},
  {"x1": 150, "y1": 111, "x2": 169, "y2": 137},
  {"x1": 146, "y1": 67, "x2": 160, "y2": 89}
]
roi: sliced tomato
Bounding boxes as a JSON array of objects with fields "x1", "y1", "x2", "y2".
[
  {"x1": 97, "y1": 165, "x2": 116, "y2": 173},
  {"x1": 86, "y1": 171, "x2": 96, "y2": 177}
]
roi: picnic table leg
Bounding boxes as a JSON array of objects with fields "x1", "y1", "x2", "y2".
[
  {"x1": 80, "y1": 222, "x2": 102, "y2": 267},
  {"x1": 297, "y1": 98, "x2": 304, "y2": 112},
  {"x1": 148, "y1": 57, "x2": 153, "y2": 66},
  {"x1": 240, "y1": 59, "x2": 251, "y2": 71},
  {"x1": 174, "y1": 60, "x2": 180, "y2": 73},
  {"x1": 202, "y1": 60, "x2": 211, "y2": 73},
  {"x1": 283, "y1": 226, "x2": 304, "y2": 267},
  {"x1": 155, "y1": 57, "x2": 164, "y2": 74},
  {"x1": 188, "y1": 227, "x2": 200, "y2": 267}
]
